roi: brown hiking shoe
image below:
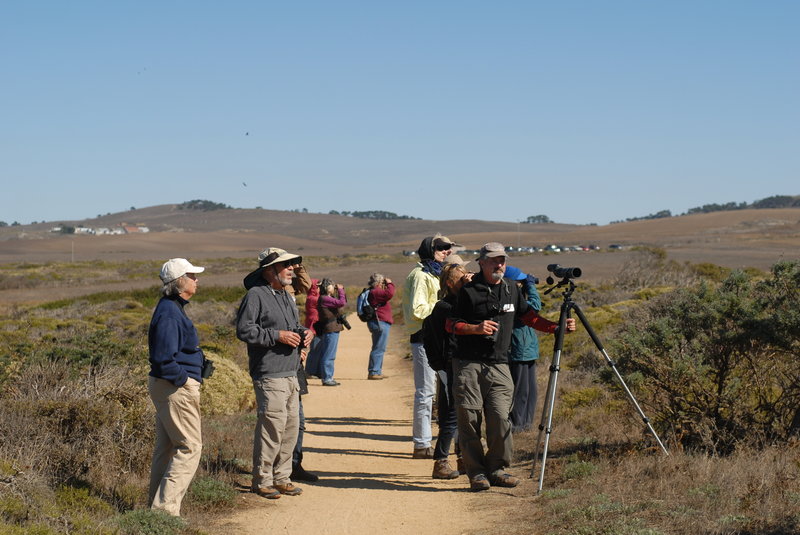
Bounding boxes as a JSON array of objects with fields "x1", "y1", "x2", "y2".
[
  {"x1": 489, "y1": 471, "x2": 520, "y2": 488},
  {"x1": 469, "y1": 474, "x2": 491, "y2": 492},
  {"x1": 412, "y1": 446, "x2": 434, "y2": 459},
  {"x1": 368, "y1": 374, "x2": 384, "y2": 380},
  {"x1": 252, "y1": 486, "x2": 281, "y2": 499},
  {"x1": 274, "y1": 482, "x2": 303, "y2": 496},
  {"x1": 432, "y1": 459, "x2": 460, "y2": 479}
]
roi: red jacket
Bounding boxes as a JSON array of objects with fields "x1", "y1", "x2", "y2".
[
  {"x1": 304, "y1": 279, "x2": 320, "y2": 332},
  {"x1": 368, "y1": 282, "x2": 395, "y2": 324}
]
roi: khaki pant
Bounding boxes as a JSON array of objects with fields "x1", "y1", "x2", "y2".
[
  {"x1": 252, "y1": 376, "x2": 300, "y2": 489},
  {"x1": 148, "y1": 376, "x2": 202, "y2": 516},
  {"x1": 452, "y1": 359, "x2": 514, "y2": 478}
]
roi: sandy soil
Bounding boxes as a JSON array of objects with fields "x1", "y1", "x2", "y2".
[{"x1": 208, "y1": 315, "x2": 516, "y2": 535}]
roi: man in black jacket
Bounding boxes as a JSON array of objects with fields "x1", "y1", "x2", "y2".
[{"x1": 447, "y1": 242, "x2": 575, "y2": 491}]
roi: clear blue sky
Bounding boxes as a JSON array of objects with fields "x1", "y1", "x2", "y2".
[{"x1": 2, "y1": 2, "x2": 798, "y2": 226}]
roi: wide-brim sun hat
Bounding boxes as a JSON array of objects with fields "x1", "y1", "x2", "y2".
[
  {"x1": 160, "y1": 258, "x2": 205, "y2": 284},
  {"x1": 444, "y1": 254, "x2": 473, "y2": 269},
  {"x1": 243, "y1": 247, "x2": 302, "y2": 289}
]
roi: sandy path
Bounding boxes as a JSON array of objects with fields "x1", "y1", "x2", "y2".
[{"x1": 210, "y1": 315, "x2": 493, "y2": 535}]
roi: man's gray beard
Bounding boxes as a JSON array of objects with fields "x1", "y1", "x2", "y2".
[
  {"x1": 491, "y1": 271, "x2": 504, "y2": 281},
  {"x1": 280, "y1": 276, "x2": 293, "y2": 286}
]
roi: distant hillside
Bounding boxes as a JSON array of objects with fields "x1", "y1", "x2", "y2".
[
  {"x1": 0, "y1": 203, "x2": 585, "y2": 248},
  {"x1": 0, "y1": 202, "x2": 797, "y2": 290},
  {"x1": 1, "y1": 200, "x2": 798, "y2": 254},
  {"x1": 612, "y1": 194, "x2": 800, "y2": 223}
]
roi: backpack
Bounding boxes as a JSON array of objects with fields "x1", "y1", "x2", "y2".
[
  {"x1": 356, "y1": 288, "x2": 376, "y2": 322},
  {"x1": 422, "y1": 309, "x2": 446, "y2": 372}
]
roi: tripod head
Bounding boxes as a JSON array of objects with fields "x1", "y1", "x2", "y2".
[{"x1": 544, "y1": 264, "x2": 581, "y2": 298}]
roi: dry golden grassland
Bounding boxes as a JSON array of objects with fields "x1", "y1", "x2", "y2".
[{"x1": 1, "y1": 241, "x2": 799, "y2": 534}]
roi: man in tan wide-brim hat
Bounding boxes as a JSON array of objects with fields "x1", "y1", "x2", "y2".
[{"x1": 236, "y1": 247, "x2": 315, "y2": 500}]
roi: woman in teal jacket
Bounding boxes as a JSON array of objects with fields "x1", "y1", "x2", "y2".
[{"x1": 505, "y1": 265, "x2": 542, "y2": 432}]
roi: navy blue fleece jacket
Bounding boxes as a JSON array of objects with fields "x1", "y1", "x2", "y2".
[{"x1": 148, "y1": 295, "x2": 204, "y2": 386}]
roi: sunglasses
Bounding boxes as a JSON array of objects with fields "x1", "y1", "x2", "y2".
[{"x1": 434, "y1": 244, "x2": 452, "y2": 252}]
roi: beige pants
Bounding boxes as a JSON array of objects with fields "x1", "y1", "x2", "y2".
[
  {"x1": 252, "y1": 375, "x2": 300, "y2": 489},
  {"x1": 453, "y1": 360, "x2": 514, "y2": 478},
  {"x1": 148, "y1": 376, "x2": 202, "y2": 516}
]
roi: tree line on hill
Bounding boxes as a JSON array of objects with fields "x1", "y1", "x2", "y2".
[
  {"x1": 175, "y1": 200, "x2": 419, "y2": 220},
  {"x1": 328, "y1": 210, "x2": 419, "y2": 220},
  {"x1": 4, "y1": 194, "x2": 797, "y2": 228},
  {"x1": 608, "y1": 194, "x2": 800, "y2": 224}
]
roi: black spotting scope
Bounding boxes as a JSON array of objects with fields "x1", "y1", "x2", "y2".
[{"x1": 546, "y1": 264, "x2": 582, "y2": 279}]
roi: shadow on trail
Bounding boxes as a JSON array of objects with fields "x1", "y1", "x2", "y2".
[
  {"x1": 307, "y1": 416, "x2": 411, "y2": 427},
  {"x1": 303, "y1": 446, "x2": 410, "y2": 459},
  {"x1": 303, "y1": 475, "x2": 464, "y2": 492},
  {"x1": 306, "y1": 429, "x2": 407, "y2": 442}
]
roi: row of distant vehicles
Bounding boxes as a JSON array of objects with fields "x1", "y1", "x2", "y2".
[
  {"x1": 403, "y1": 244, "x2": 625, "y2": 256},
  {"x1": 500, "y1": 244, "x2": 625, "y2": 253}
]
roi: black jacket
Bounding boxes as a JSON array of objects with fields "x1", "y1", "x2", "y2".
[
  {"x1": 424, "y1": 293, "x2": 458, "y2": 371},
  {"x1": 451, "y1": 272, "x2": 531, "y2": 364}
]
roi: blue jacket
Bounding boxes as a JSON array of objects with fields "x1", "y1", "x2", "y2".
[
  {"x1": 148, "y1": 295, "x2": 204, "y2": 386},
  {"x1": 509, "y1": 279, "x2": 542, "y2": 362}
]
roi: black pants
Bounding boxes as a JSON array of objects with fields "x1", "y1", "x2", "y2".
[
  {"x1": 293, "y1": 398, "x2": 305, "y2": 468},
  {"x1": 433, "y1": 366, "x2": 460, "y2": 460}
]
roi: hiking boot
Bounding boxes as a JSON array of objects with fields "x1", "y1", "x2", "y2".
[
  {"x1": 368, "y1": 374, "x2": 384, "y2": 380},
  {"x1": 412, "y1": 446, "x2": 434, "y2": 459},
  {"x1": 252, "y1": 486, "x2": 281, "y2": 499},
  {"x1": 469, "y1": 474, "x2": 491, "y2": 492},
  {"x1": 489, "y1": 471, "x2": 520, "y2": 488},
  {"x1": 432, "y1": 459, "x2": 460, "y2": 479},
  {"x1": 322, "y1": 380, "x2": 340, "y2": 386},
  {"x1": 274, "y1": 482, "x2": 303, "y2": 496},
  {"x1": 291, "y1": 464, "x2": 319, "y2": 482},
  {"x1": 456, "y1": 457, "x2": 466, "y2": 475}
]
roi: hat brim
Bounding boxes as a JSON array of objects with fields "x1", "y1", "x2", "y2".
[
  {"x1": 243, "y1": 267, "x2": 266, "y2": 289},
  {"x1": 261, "y1": 253, "x2": 302, "y2": 269},
  {"x1": 243, "y1": 254, "x2": 302, "y2": 289}
]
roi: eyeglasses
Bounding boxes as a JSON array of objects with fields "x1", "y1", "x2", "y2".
[{"x1": 434, "y1": 244, "x2": 452, "y2": 252}]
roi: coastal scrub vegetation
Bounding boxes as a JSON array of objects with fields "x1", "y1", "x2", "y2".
[{"x1": 1, "y1": 253, "x2": 799, "y2": 533}]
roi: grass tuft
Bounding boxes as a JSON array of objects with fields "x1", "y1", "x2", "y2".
[
  {"x1": 116, "y1": 509, "x2": 186, "y2": 535},
  {"x1": 186, "y1": 476, "x2": 238, "y2": 511}
]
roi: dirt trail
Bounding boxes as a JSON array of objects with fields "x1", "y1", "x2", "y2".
[{"x1": 210, "y1": 315, "x2": 495, "y2": 535}]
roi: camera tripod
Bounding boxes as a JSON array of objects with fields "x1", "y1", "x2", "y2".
[{"x1": 530, "y1": 275, "x2": 669, "y2": 493}]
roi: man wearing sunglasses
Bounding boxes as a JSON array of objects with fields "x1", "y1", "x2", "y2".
[
  {"x1": 402, "y1": 233, "x2": 457, "y2": 459},
  {"x1": 237, "y1": 247, "x2": 315, "y2": 500}
]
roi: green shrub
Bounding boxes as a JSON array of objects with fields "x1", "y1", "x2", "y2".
[
  {"x1": 55, "y1": 485, "x2": 115, "y2": 518},
  {"x1": 0, "y1": 494, "x2": 28, "y2": 524},
  {"x1": 0, "y1": 361, "x2": 153, "y2": 491},
  {"x1": 612, "y1": 261, "x2": 800, "y2": 453},
  {"x1": 186, "y1": 476, "x2": 237, "y2": 511},
  {"x1": 116, "y1": 509, "x2": 186, "y2": 535},
  {"x1": 0, "y1": 523, "x2": 59, "y2": 535},
  {"x1": 691, "y1": 262, "x2": 732, "y2": 282},
  {"x1": 199, "y1": 352, "x2": 254, "y2": 415}
]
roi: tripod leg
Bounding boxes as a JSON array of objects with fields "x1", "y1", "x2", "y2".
[
  {"x1": 531, "y1": 300, "x2": 570, "y2": 492},
  {"x1": 571, "y1": 303, "x2": 669, "y2": 456}
]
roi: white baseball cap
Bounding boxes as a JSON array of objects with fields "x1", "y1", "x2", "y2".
[{"x1": 160, "y1": 258, "x2": 205, "y2": 283}]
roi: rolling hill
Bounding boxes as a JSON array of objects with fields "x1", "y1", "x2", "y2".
[{"x1": 0, "y1": 203, "x2": 797, "y2": 273}]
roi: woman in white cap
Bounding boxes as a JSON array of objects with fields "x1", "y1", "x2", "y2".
[{"x1": 147, "y1": 258, "x2": 206, "y2": 516}]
